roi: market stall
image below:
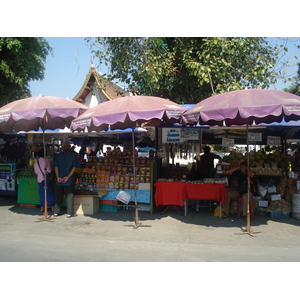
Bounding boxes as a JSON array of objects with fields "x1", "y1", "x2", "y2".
[
  {"x1": 15, "y1": 133, "x2": 156, "y2": 214},
  {"x1": 154, "y1": 116, "x2": 300, "y2": 220},
  {"x1": 181, "y1": 89, "x2": 300, "y2": 234},
  {"x1": 77, "y1": 148, "x2": 153, "y2": 213}
]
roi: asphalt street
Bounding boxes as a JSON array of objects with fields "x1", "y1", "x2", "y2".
[{"x1": 1, "y1": 197, "x2": 300, "y2": 262}]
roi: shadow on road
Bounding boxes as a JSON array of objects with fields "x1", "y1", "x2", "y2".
[{"x1": 3, "y1": 196, "x2": 300, "y2": 229}]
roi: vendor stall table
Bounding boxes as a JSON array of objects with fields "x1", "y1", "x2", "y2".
[
  {"x1": 184, "y1": 183, "x2": 226, "y2": 216},
  {"x1": 154, "y1": 181, "x2": 186, "y2": 206},
  {"x1": 154, "y1": 181, "x2": 226, "y2": 217},
  {"x1": 154, "y1": 181, "x2": 186, "y2": 214}
]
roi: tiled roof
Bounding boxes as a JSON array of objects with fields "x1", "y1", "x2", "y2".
[{"x1": 73, "y1": 66, "x2": 130, "y2": 103}]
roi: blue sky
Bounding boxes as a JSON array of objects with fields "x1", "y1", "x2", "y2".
[{"x1": 29, "y1": 37, "x2": 300, "y2": 100}]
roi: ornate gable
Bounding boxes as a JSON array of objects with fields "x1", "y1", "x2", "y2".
[{"x1": 73, "y1": 66, "x2": 130, "y2": 107}]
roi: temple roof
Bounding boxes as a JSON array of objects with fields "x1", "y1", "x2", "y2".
[{"x1": 73, "y1": 66, "x2": 130, "y2": 103}]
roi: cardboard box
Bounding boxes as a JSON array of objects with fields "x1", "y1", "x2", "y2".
[
  {"x1": 74, "y1": 195, "x2": 99, "y2": 215},
  {"x1": 138, "y1": 183, "x2": 151, "y2": 190}
]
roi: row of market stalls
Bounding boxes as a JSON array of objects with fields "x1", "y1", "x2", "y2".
[{"x1": 1, "y1": 66, "x2": 300, "y2": 228}]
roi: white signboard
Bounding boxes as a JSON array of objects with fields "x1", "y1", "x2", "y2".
[
  {"x1": 222, "y1": 138, "x2": 235, "y2": 147},
  {"x1": 162, "y1": 128, "x2": 200, "y2": 143},
  {"x1": 162, "y1": 128, "x2": 182, "y2": 143},
  {"x1": 248, "y1": 132, "x2": 262, "y2": 142},
  {"x1": 267, "y1": 136, "x2": 281, "y2": 146},
  {"x1": 180, "y1": 128, "x2": 199, "y2": 140}
]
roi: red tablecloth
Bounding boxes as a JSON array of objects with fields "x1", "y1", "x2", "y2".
[
  {"x1": 154, "y1": 181, "x2": 226, "y2": 207},
  {"x1": 184, "y1": 183, "x2": 226, "y2": 206},
  {"x1": 154, "y1": 181, "x2": 186, "y2": 206}
]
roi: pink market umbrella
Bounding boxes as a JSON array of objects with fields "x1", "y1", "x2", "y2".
[
  {"x1": 182, "y1": 89, "x2": 300, "y2": 236},
  {"x1": 0, "y1": 96, "x2": 89, "y2": 220},
  {"x1": 71, "y1": 95, "x2": 186, "y2": 132},
  {"x1": 71, "y1": 95, "x2": 187, "y2": 228},
  {"x1": 181, "y1": 89, "x2": 300, "y2": 126}
]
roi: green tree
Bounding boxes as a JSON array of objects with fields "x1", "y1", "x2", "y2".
[
  {"x1": 284, "y1": 62, "x2": 300, "y2": 95},
  {"x1": 88, "y1": 37, "x2": 283, "y2": 103},
  {"x1": 0, "y1": 37, "x2": 52, "y2": 105}
]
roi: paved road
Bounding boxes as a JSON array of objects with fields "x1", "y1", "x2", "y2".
[{"x1": 1, "y1": 198, "x2": 300, "y2": 262}]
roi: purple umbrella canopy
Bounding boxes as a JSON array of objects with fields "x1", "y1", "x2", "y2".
[
  {"x1": 71, "y1": 95, "x2": 186, "y2": 228},
  {"x1": 71, "y1": 95, "x2": 187, "y2": 132},
  {"x1": 0, "y1": 95, "x2": 89, "y2": 221},
  {"x1": 0, "y1": 95, "x2": 89, "y2": 133},
  {"x1": 181, "y1": 88, "x2": 300, "y2": 236},
  {"x1": 181, "y1": 89, "x2": 300, "y2": 126}
]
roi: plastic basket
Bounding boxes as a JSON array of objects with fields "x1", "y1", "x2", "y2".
[
  {"x1": 269, "y1": 211, "x2": 291, "y2": 219},
  {"x1": 99, "y1": 205, "x2": 119, "y2": 212}
]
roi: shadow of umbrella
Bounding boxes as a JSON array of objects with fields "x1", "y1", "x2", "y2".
[
  {"x1": 71, "y1": 95, "x2": 187, "y2": 229},
  {"x1": 0, "y1": 95, "x2": 89, "y2": 220},
  {"x1": 182, "y1": 88, "x2": 300, "y2": 236}
]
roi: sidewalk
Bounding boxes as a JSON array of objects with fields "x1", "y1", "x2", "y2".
[{"x1": 1, "y1": 197, "x2": 300, "y2": 262}]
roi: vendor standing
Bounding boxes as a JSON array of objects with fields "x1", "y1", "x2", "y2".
[
  {"x1": 53, "y1": 141, "x2": 79, "y2": 218},
  {"x1": 223, "y1": 161, "x2": 255, "y2": 219},
  {"x1": 33, "y1": 149, "x2": 54, "y2": 211},
  {"x1": 198, "y1": 146, "x2": 221, "y2": 179}
]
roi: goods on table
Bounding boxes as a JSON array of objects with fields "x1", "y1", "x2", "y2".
[
  {"x1": 77, "y1": 149, "x2": 151, "y2": 191},
  {"x1": 17, "y1": 166, "x2": 36, "y2": 178},
  {"x1": 221, "y1": 149, "x2": 291, "y2": 174},
  {"x1": 266, "y1": 199, "x2": 291, "y2": 214},
  {"x1": 276, "y1": 177, "x2": 296, "y2": 203}
]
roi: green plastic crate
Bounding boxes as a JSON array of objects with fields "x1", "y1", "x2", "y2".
[{"x1": 99, "y1": 205, "x2": 119, "y2": 212}]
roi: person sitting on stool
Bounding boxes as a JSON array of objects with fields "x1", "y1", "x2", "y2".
[{"x1": 223, "y1": 161, "x2": 255, "y2": 219}]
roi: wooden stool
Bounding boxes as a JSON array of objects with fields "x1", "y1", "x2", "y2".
[{"x1": 237, "y1": 197, "x2": 254, "y2": 218}]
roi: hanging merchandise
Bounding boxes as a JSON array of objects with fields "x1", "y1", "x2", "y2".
[
  {"x1": 171, "y1": 143, "x2": 176, "y2": 160},
  {"x1": 196, "y1": 143, "x2": 200, "y2": 160},
  {"x1": 176, "y1": 143, "x2": 179, "y2": 160},
  {"x1": 164, "y1": 144, "x2": 169, "y2": 160},
  {"x1": 188, "y1": 143, "x2": 192, "y2": 160},
  {"x1": 191, "y1": 143, "x2": 195, "y2": 160},
  {"x1": 182, "y1": 144, "x2": 186, "y2": 159}
]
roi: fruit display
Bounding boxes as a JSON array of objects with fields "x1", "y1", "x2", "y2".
[
  {"x1": 221, "y1": 149, "x2": 291, "y2": 173},
  {"x1": 17, "y1": 166, "x2": 36, "y2": 178}
]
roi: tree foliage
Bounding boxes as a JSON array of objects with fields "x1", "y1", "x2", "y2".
[
  {"x1": 88, "y1": 37, "x2": 283, "y2": 103},
  {"x1": 284, "y1": 62, "x2": 300, "y2": 95},
  {"x1": 0, "y1": 37, "x2": 52, "y2": 105}
]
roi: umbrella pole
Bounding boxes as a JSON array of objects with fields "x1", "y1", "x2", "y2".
[
  {"x1": 125, "y1": 128, "x2": 151, "y2": 229},
  {"x1": 132, "y1": 128, "x2": 139, "y2": 227},
  {"x1": 235, "y1": 122, "x2": 260, "y2": 237},
  {"x1": 40, "y1": 130, "x2": 51, "y2": 221}
]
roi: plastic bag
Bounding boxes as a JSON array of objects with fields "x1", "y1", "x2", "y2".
[
  {"x1": 213, "y1": 205, "x2": 225, "y2": 217},
  {"x1": 116, "y1": 190, "x2": 131, "y2": 204}
]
